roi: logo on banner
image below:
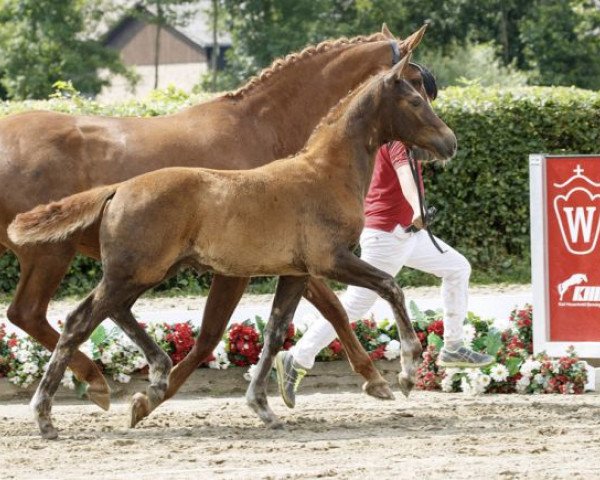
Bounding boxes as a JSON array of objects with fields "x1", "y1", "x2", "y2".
[
  {"x1": 553, "y1": 165, "x2": 600, "y2": 255},
  {"x1": 557, "y1": 272, "x2": 600, "y2": 307}
]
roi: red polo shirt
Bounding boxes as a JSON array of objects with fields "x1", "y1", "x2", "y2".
[{"x1": 364, "y1": 142, "x2": 424, "y2": 232}]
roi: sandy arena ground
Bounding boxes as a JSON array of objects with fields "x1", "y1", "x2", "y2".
[{"x1": 1, "y1": 390, "x2": 599, "y2": 480}]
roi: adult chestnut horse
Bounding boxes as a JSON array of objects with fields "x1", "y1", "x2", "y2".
[
  {"x1": 10, "y1": 51, "x2": 456, "y2": 439},
  {"x1": 0, "y1": 25, "x2": 426, "y2": 411}
]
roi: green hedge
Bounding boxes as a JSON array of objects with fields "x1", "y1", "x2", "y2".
[{"x1": 0, "y1": 85, "x2": 599, "y2": 296}]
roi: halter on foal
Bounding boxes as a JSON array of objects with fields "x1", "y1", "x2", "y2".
[{"x1": 9, "y1": 52, "x2": 456, "y2": 439}]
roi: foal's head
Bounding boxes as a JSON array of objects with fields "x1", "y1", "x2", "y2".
[{"x1": 375, "y1": 53, "x2": 456, "y2": 162}]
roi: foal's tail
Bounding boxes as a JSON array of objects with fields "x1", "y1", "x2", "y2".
[{"x1": 8, "y1": 184, "x2": 119, "y2": 245}]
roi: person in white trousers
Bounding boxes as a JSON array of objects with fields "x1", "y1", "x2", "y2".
[{"x1": 275, "y1": 64, "x2": 494, "y2": 408}]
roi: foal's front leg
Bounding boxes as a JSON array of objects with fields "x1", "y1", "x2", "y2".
[
  {"x1": 321, "y1": 251, "x2": 422, "y2": 397},
  {"x1": 246, "y1": 275, "x2": 308, "y2": 428},
  {"x1": 304, "y1": 277, "x2": 393, "y2": 400}
]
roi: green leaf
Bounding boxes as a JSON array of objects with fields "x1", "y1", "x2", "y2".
[
  {"x1": 89, "y1": 325, "x2": 106, "y2": 347},
  {"x1": 427, "y1": 333, "x2": 443, "y2": 351},
  {"x1": 505, "y1": 357, "x2": 522, "y2": 377},
  {"x1": 74, "y1": 377, "x2": 88, "y2": 400},
  {"x1": 484, "y1": 330, "x2": 503, "y2": 356}
]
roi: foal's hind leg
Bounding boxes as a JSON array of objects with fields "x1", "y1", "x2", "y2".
[
  {"x1": 246, "y1": 275, "x2": 307, "y2": 428},
  {"x1": 31, "y1": 284, "x2": 112, "y2": 439},
  {"x1": 110, "y1": 306, "x2": 172, "y2": 422},
  {"x1": 319, "y1": 251, "x2": 422, "y2": 398},
  {"x1": 7, "y1": 246, "x2": 110, "y2": 409},
  {"x1": 304, "y1": 277, "x2": 393, "y2": 400},
  {"x1": 130, "y1": 275, "x2": 250, "y2": 427}
]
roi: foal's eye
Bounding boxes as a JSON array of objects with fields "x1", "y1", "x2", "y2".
[{"x1": 410, "y1": 98, "x2": 422, "y2": 107}]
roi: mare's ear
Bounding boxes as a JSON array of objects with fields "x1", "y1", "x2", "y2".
[
  {"x1": 381, "y1": 23, "x2": 396, "y2": 40},
  {"x1": 400, "y1": 24, "x2": 427, "y2": 53},
  {"x1": 386, "y1": 51, "x2": 412, "y2": 84}
]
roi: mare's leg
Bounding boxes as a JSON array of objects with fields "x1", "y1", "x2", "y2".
[
  {"x1": 319, "y1": 251, "x2": 421, "y2": 397},
  {"x1": 246, "y1": 275, "x2": 307, "y2": 428},
  {"x1": 7, "y1": 246, "x2": 110, "y2": 409},
  {"x1": 304, "y1": 277, "x2": 393, "y2": 400},
  {"x1": 129, "y1": 275, "x2": 250, "y2": 427},
  {"x1": 31, "y1": 281, "x2": 114, "y2": 439}
]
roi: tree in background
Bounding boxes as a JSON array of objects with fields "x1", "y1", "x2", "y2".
[
  {"x1": 520, "y1": 0, "x2": 600, "y2": 90},
  {"x1": 218, "y1": 0, "x2": 599, "y2": 91},
  {"x1": 0, "y1": 0, "x2": 135, "y2": 99}
]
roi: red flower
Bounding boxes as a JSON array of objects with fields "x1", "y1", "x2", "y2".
[
  {"x1": 427, "y1": 320, "x2": 444, "y2": 337},
  {"x1": 369, "y1": 344, "x2": 386, "y2": 361},
  {"x1": 329, "y1": 339, "x2": 343, "y2": 355}
]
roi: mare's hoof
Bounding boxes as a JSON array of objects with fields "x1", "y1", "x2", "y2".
[
  {"x1": 129, "y1": 392, "x2": 150, "y2": 428},
  {"x1": 363, "y1": 380, "x2": 395, "y2": 400},
  {"x1": 87, "y1": 387, "x2": 111, "y2": 411},
  {"x1": 398, "y1": 374, "x2": 415, "y2": 398}
]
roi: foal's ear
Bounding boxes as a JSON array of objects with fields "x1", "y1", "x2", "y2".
[
  {"x1": 381, "y1": 23, "x2": 396, "y2": 39},
  {"x1": 385, "y1": 51, "x2": 412, "y2": 85},
  {"x1": 401, "y1": 24, "x2": 427, "y2": 52}
]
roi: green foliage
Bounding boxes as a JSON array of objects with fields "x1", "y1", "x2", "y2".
[
  {"x1": 0, "y1": 0, "x2": 136, "y2": 99},
  {"x1": 426, "y1": 85, "x2": 600, "y2": 282},
  {"x1": 415, "y1": 41, "x2": 530, "y2": 88},
  {"x1": 0, "y1": 85, "x2": 598, "y2": 295},
  {"x1": 519, "y1": 0, "x2": 600, "y2": 89}
]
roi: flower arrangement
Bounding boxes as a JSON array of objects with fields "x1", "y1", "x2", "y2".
[{"x1": 0, "y1": 303, "x2": 590, "y2": 395}]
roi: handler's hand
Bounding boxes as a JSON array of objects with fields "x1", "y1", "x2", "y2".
[{"x1": 411, "y1": 214, "x2": 425, "y2": 230}]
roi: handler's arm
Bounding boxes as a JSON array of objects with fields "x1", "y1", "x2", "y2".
[{"x1": 395, "y1": 164, "x2": 422, "y2": 227}]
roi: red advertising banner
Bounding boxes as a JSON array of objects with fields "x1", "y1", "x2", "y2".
[{"x1": 545, "y1": 156, "x2": 600, "y2": 342}]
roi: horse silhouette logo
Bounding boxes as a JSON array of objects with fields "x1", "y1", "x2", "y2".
[{"x1": 558, "y1": 273, "x2": 588, "y2": 301}]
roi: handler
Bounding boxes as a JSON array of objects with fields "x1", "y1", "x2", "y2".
[{"x1": 275, "y1": 65, "x2": 494, "y2": 408}]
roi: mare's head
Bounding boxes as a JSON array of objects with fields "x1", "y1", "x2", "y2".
[{"x1": 373, "y1": 52, "x2": 457, "y2": 162}]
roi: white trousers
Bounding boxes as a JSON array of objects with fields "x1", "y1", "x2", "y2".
[{"x1": 292, "y1": 227, "x2": 471, "y2": 369}]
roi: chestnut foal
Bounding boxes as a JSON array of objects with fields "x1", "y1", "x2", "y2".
[{"x1": 10, "y1": 52, "x2": 456, "y2": 439}]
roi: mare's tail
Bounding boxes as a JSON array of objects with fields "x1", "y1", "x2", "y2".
[{"x1": 8, "y1": 184, "x2": 119, "y2": 245}]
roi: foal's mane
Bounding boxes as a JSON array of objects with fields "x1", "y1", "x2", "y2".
[
  {"x1": 301, "y1": 73, "x2": 384, "y2": 150},
  {"x1": 225, "y1": 33, "x2": 386, "y2": 100}
]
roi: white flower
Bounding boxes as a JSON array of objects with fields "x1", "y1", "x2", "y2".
[
  {"x1": 115, "y1": 373, "x2": 131, "y2": 383},
  {"x1": 460, "y1": 377, "x2": 475, "y2": 395},
  {"x1": 208, "y1": 341, "x2": 230, "y2": 370},
  {"x1": 520, "y1": 359, "x2": 541, "y2": 377},
  {"x1": 16, "y1": 350, "x2": 31, "y2": 363},
  {"x1": 533, "y1": 373, "x2": 546, "y2": 385},
  {"x1": 22, "y1": 362, "x2": 39, "y2": 375},
  {"x1": 490, "y1": 364, "x2": 509, "y2": 382},
  {"x1": 383, "y1": 340, "x2": 401, "y2": 360},
  {"x1": 61, "y1": 371, "x2": 75, "y2": 390},
  {"x1": 377, "y1": 333, "x2": 391, "y2": 344},
  {"x1": 516, "y1": 375, "x2": 531, "y2": 393},
  {"x1": 243, "y1": 364, "x2": 259, "y2": 382},
  {"x1": 100, "y1": 350, "x2": 113, "y2": 365},
  {"x1": 441, "y1": 374, "x2": 455, "y2": 392},
  {"x1": 153, "y1": 327, "x2": 165, "y2": 341},
  {"x1": 462, "y1": 323, "x2": 476, "y2": 346},
  {"x1": 476, "y1": 374, "x2": 491, "y2": 389}
]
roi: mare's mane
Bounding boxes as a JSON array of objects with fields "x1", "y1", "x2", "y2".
[{"x1": 225, "y1": 33, "x2": 387, "y2": 100}]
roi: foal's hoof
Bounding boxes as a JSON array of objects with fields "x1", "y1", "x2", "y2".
[
  {"x1": 398, "y1": 374, "x2": 415, "y2": 398},
  {"x1": 87, "y1": 387, "x2": 111, "y2": 412},
  {"x1": 266, "y1": 417, "x2": 285, "y2": 430},
  {"x1": 40, "y1": 425, "x2": 59, "y2": 441},
  {"x1": 363, "y1": 380, "x2": 395, "y2": 400},
  {"x1": 129, "y1": 392, "x2": 150, "y2": 428}
]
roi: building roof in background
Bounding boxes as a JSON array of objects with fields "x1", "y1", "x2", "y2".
[{"x1": 98, "y1": 0, "x2": 231, "y2": 48}]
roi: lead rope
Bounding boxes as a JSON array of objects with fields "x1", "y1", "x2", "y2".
[{"x1": 408, "y1": 149, "x2": 446, "y2": 254}]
